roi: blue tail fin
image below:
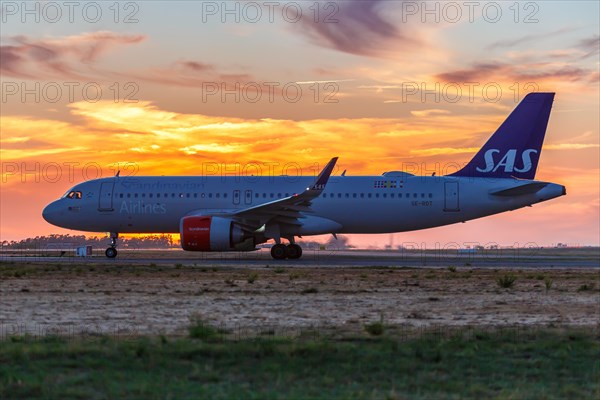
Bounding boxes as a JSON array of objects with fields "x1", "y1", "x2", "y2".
[{"x1": 450, "y1": 92, "x2": 555, "y2": 180}]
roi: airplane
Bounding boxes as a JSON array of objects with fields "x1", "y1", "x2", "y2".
[{"x1": 43, "y1": 92, "x2": 566, "y2": 260}]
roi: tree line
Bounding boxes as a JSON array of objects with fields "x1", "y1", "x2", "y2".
[{"x1": 1, "y1": 234, "x2": 178, "y2": 249}]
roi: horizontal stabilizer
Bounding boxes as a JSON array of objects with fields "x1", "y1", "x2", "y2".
[{"x1": 491, "y1": 182, "x2": 548, "y2": 197}]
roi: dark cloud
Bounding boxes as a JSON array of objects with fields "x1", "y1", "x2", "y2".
[
  {"x1": 143, "y1": 60, "x2": 253, "y2": 87},
  {"x1": 577, "y1": 34, "x2": 599, "y2": 59},
  {"x1": 0, "y1": 45, "x2": 31, "y2": 78},
  {"x1": 296, "y1": 0, "x2": 420, "y2": 57},
  {"x1": 0, "y1": 32, "x2": 145, "y2": 80},
  {"x1": 436, "y1": 63, "x2": 505, "y2": 82},
  {"x1": 178, "y1": 61, "x2": 213, "y2": 72},
  {"x1": 512, "y1": 66, "x2": 590, "y2": 82},
  {"x1": 436, "y1": 62, "x2": 591, "y2": 84},
  {"x1": 487, "y1": 28, "x2": 575, "y2": 50}
]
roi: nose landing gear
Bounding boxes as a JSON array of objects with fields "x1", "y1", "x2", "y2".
[{"x1": 105, "y1": 232, "x2": 118, "y2": 258}]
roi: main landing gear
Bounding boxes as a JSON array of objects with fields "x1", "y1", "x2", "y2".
[
  {"x1": 270, "y1": 240, "x2": 302, "y2": 260},
  {"x1": 105, "y1": 232, "x2": 118, "y2": 258}
]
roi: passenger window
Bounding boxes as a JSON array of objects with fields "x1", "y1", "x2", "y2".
[
  {"x1": 127, "y1": 193, "x2": 131, "y2": 198},
  {"x1": 413, "y1": 193, "x2": 417, "y2": 198},
  {"x1": 375, "y1": 193, "x2": 379, "y2": 198},
  {"x1": 368, "y1": 193, "x2": 372, "y2": 198},
  {"x1": 353, "y1": 194, "x2": 357, "y2": 198},
  {"x1": 209, "y1": 193, "x2": 213, "y2": 198},
  {"x1": 429, "y1": 193, "x2": 433, "y2": 198},
  {"x1": 360, "y1": 194, "x2": 364, "y2": 198},
  {"x1": 134, "y1": 193, "x2": 138, "y2": 198},
  {"x1": 216, "y1": 193, "x2": 220, "y2": 198},
  {"x1": 421, "y1": 193, "x2": 425, "y2": 198}
]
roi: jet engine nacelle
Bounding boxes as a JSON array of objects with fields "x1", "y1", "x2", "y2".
[{"x1": 180, "y1": 216, "x2": 255, "y2": 251}]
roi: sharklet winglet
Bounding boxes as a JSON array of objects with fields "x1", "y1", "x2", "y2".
[{"x1": 309, "y1": 157, "x2": 338, "y2": 192}]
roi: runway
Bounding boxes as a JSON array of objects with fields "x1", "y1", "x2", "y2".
[{"x1": 1, "y1": 248, "x2": 599, "y2": 269}]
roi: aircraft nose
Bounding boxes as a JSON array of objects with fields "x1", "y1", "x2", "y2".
[{"x1": 42, "y1": 201, "x2": 63, "y2": 226}]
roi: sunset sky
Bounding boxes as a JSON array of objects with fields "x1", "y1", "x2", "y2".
[{"x1": 1, "y1": 1, "x2": 599, "y2": 247}]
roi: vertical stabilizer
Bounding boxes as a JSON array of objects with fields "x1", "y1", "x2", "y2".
[{"x1": 450, "y1": 92, "x2": 555, "y2": 179}]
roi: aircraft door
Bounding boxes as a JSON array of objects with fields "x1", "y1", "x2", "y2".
[
  {"x1": 244, "y1": 190, "x2": 252, "y2": 205},
  {"x1": 98, "y1": 181, "x2": 115, "y2": 211},
  {"x1": 233, "y1": 190, "x2": 241, "y2": 205},
  {"x1": 444, "y1": 181, "x2": 460, "y2": 212}
]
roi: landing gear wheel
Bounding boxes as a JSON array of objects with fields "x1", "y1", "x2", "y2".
[
  {"x1": 270, "y1": 243, "x2": 287, "y2": 260},
  {"x1": 286, "y1": 244, "x2": 302, "y2": 259},
  {"x1": 105, "y1": 247, "x2": 118, "y2": 258}
]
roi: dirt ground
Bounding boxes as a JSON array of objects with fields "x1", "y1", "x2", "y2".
[{"x1": 1, "y1": 261, "x2": 598, "y2": 338}]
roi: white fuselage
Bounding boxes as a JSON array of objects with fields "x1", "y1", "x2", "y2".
[{"x1": 42, "y1": 173, "x2": 565, "y2": 236}]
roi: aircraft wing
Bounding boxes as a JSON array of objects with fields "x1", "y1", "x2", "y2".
[{"x1": 227, "y1": 157, "x2": 338, "y2": 228}]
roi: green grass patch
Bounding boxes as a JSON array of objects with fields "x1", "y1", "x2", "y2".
[
  {"x1": 364, "y1": 316, "x2": 386, "y2": 336},
  {"x1": 188, "y1": 317, "x2": 226, "y2": 341},
  {"x1": 0, "y1": 329, "x2": 598, "y2": 399},
  {"x1": 246, "y1": 272, "x2": 259, "y2": 284},
  {"x1": 497, "y1": 274, "x2": 517, "y2": 288},
  {"x1": 577, "y1": 283, "x2": 596, "y2": 292}
]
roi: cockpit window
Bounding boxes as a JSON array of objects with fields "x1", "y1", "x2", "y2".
[{"x1": 65, "y1": 191, "x2": 82, "y2": 199}]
